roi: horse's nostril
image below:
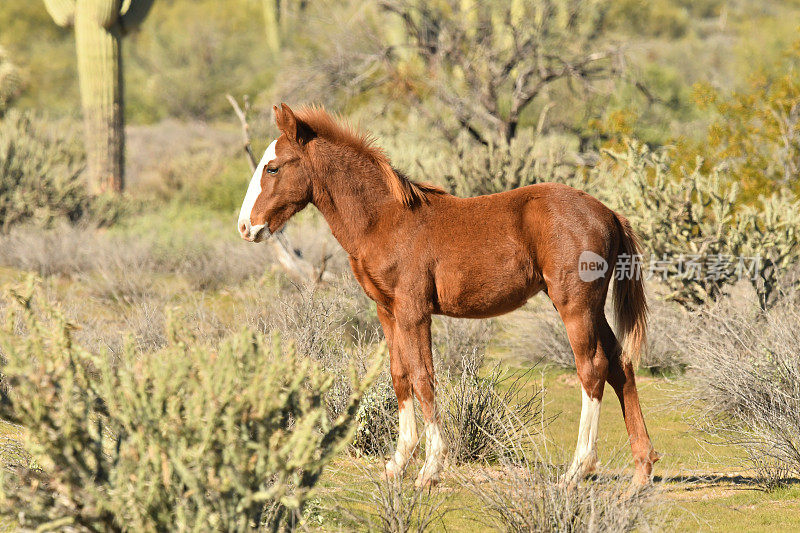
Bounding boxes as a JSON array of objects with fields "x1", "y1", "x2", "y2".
[{"x1": 238, "y1": 221, "x2": 247, "y2": 236}]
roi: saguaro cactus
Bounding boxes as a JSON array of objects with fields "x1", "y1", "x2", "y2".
[
  {"x1": 260, "y1": 0, "x2": 308, "y2": 57},
  {"x1": 43, "y1": 0, "x2": 155, "y2": 193}
]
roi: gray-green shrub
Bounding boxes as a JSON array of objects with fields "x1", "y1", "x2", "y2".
[
  {"x1": 687, "y1": 300, "x2": 800, "y2": 489},
  {"x1": 0, "y1": 110, "x2": 94, "y2": 231},
  {"x1": 609, "y1": 140, "x2": 800, "y2": 309},
  {"x1": 0, "y1": 46, "x2": 21, "y2": 115},
  {"x1": 737, "y1": 191, "x2": 800, "y2": 309},
  {"x1": 416, "y1": 132, "x2": 582, "y2": 198},
  {"x1": 271, "y1": 284, "x2": 396, "y2": 456},
  {"x1": 0, "y1": 280, "x2": 381, "y2": 531}
]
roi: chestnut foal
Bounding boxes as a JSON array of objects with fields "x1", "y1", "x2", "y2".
[{"x1": 238, "y1": 104, "x2": 659, "y2": 487}]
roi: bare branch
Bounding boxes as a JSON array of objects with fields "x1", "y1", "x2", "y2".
[
  {"x1": 379, "y1": 1, "x2": 620, "y2": 144},
  {"x1": 225, "y1": 94, "x2": 335, "y2": 285}
]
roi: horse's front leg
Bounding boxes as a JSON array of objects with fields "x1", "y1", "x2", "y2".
[
  {"x1": 392, "y1": 307, "x2": 447, "y2": 488},
  {"x1": 378, "y1": 306, "x2": 419, "y2": 479}
]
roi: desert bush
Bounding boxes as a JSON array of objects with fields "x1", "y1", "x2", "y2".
[
  {"x1": 459, "y1": 412, "x2": 662, "y2": 532},
  {"x1": 432, "y1": 316, "x2": 494, "y2": 375},
  {"x1": 126, "y1": 1, "x2": 266, "y2": 122},
  {"x1": 462, "y1": 456, "x2": 660, "y2": 532},
  {"x1": 609, "y1": 139, "x2": 800, "y2": 309},
  {"x1": 689, "y1": 40, "x2": 800, "y2": 201},
  {"x1": 330, "y1": 462, "x2": 453, "y2": 532},
  {"x1": 736, "y1": 191, "x2": 800, "y2": 309},
  {"x1": 0, "y1": 280, "x2": 381, "y2": 531},
  {"x1": 0, "y1": 109, "x2": 90, "y2": 231},
  {"x1": 0, "y1": 221, "x2": 272, "y2": 294},
  {"x1": 440, "y1": 360, "x2": 542, "y2": 465},
  {"x1": 415, "y1": 132, "x2": 582, "y2": 197},
  {"x1": 0, "y1": 223, "x2": 104, "y2": 277},
  {"x1": 506, "y1": 299, "x2": 687, "y2": 373},
  {"x1": 605, "y1": 0, "x2": 693, "y2": 38},
  {"x1": 0, "y1": 46, "x2": 22, "y2": 115},
  {"x1": 687, "y1": 300, "x2": 800, "y2": 488},
  {"x1": 610, "y1": 140, "x2": 741, "y2": 307},
  {"x1": 507, "y1": 306, "x2": 576, "y2": 369},
  {"x1": 379, "y1": 0, "x2": 620, "y2": 145},
  {"x1": 640, "y1": 299, "x2": 687, "y2": 374},
  {"x1": 352, "y1": 375, "x2": 400, "y2": 456},
  {"x1": 271, "y1": 284, "x2": 396, "y2": 455}
]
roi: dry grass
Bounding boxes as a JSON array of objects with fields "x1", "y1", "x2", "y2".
[
  {"x1": 687, "y1": 299, "x2": 800, "y2": 488},
  {"x1": 455, "y1": 403, "x2": 664, "y2": 533},
  {"x1": 326, "y1": 458, "x2": 455, "y2": 532},
  {"x1": 0, "y1": 222, "x2": 271, "y2": 292},
  {"x1": 432, "y1": 316, "x2": 495, "y2": 375}
]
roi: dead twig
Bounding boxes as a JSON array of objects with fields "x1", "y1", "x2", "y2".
[{"x1": 226, "y1": 94, "x2": 335, "y2": 284}]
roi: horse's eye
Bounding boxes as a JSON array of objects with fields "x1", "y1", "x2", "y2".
[{"x1": 266, "y1": 166, "x2": 279, "y2": 175}]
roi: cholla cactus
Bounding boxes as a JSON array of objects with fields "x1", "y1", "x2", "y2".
[
  {"x1": 42, "y1": 0, "x2": 156, "y2": 193},
  {"x1": 609, "y1": 139, "x2": 800, "y2": 309},
  {"x1": 609, "y1": 140, "x2": 742, "y2": 307},
  {"x1": 0, "y1": 109, "x2": 88, "y2": 231},
  {"x1": 416, "y1": 131, "x2": 578, "y2": 197},
  {"x1": 0, "y1": 279, "x2": 382, "y2": 531},
  {"x1": 0, "y1": 46, "x2": 21, "y2": 115},
  {"x1": 738, "y1": 192, "x2": 800, "y2": 309}
]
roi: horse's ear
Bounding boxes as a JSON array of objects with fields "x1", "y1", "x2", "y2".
[
  {"x1": 275, "y1": 103, "x2": 297, "y2": 139},
  {"x1": 275, "y1": 103, "x2": 313, "y2": 146}
]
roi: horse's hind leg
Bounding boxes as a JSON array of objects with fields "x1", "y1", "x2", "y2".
[
  {"x1": 559, "y1": 307, "x2": 610, "y2": 482},
  {"x1": 378, "y1": 307, "x2": 419, "y2": 479},
  {"x1": 604, "y1": 318, "x2": 660, "y2": 485}
]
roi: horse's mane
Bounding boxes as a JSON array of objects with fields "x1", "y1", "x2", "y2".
[{"x1": 294, "y1": 106, "x2": 446, "y2": 207}]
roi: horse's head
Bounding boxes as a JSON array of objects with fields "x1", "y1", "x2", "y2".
[{"x1": 238, "y1": 103, "x2": 314, "y2": 242}]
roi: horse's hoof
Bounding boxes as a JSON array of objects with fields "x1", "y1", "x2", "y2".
[
  {"x1": 382, "y1": 461, "x2": 404, "y2": 481},
  {"x1": 632, "y1": 470, "x2": 652, "y2": 488},
  {"x1": 414, "y1": 475, "x2": 439, "y2": 489}
]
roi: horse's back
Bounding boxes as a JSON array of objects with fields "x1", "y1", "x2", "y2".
[{"x1": 421, "y1": 182, "x2": 621, "y2": 317}]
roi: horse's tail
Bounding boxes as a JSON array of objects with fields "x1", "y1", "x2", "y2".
[{"x1": 612, "y1": 213, "x2": 648, "y2": 367}]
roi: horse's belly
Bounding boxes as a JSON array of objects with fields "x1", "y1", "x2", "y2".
[{"x1": 433, "y1": 261, "x2": 542, "y2": 318}]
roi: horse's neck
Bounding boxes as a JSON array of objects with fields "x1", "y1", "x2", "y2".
[{"x1": 310, "y1": 158, "x2": 393, "y2": 257}]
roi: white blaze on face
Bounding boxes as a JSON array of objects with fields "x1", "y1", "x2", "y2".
[{"x1": 238, "y1": 140, "x2": 277, "y2": 238}]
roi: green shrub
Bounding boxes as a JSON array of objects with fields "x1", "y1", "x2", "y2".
[
  {"x1": 416, "y1": 132, "x2": 583, "y2": 198},
  {"x1": 0, "y1": 110, "x2": 124, "y2": 230},
  {"x1": 0, "y1": 46, "x2": 22, "y2": 115},
  {"x1": 0, "y1": 110, "x2": 85, "y2": 230},
  {"x1": 608, "y1": 139, "x2": 800, "y2": 309},
  {"x1": 0, "y1": 279, "x2": 381, "y2": 531},
  {"x1": 351, "y1": 376, "x2": 398, "y2": 456}
]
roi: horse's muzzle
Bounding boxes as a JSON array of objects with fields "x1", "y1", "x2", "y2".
[{"x1": 238, "y1": 220, "x2": 270, "y2": 242}]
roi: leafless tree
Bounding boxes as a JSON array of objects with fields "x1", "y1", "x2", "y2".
[{"x1": 379, "y1": 0, "x2": 622, "y2": 145}]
